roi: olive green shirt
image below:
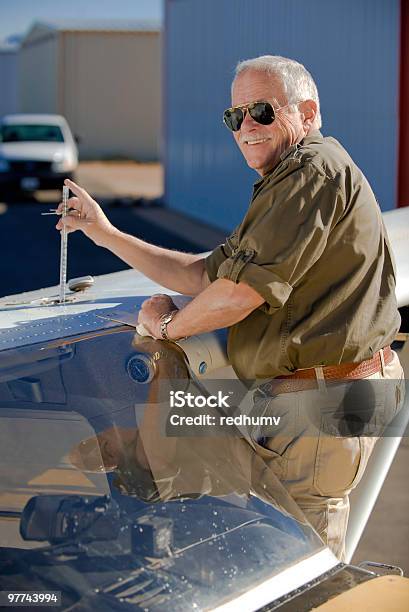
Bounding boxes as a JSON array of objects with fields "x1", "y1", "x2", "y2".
[{"x1": 205, "y1": 130, "x2": 400, "y2": 381}]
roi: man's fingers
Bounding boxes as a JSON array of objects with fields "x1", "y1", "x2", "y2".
[
  {"x1": 64, "y1": 178, "x2": 88, "y2": 199},
  {"x1": 55, "y1": 219, "x2": 75, "y2": 234},
  {"x1": 55, "y1": 215, "x2": 88, "y2": 232},
  {"x1": 56, "y1": 196, "x2": 80, "y2": 214}
]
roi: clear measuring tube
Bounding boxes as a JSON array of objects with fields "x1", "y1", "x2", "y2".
[{"x1": 59, "y1": 185, "x2": 69, "y2": 304}]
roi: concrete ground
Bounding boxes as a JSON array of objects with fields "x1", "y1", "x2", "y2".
[
  {"x1": 351, "y1": 437, "x2": 409, "y2": 575},
  {"x1": 76, "y1": 160, "x2": 164, "y2": 199},
  {"x1": 3, "y1": 160, "x2": 408, "y2": 574}
]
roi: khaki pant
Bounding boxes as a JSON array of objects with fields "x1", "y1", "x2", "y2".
[{"x1": 251, "y1": 350, "x2": 405, "y2": 560}]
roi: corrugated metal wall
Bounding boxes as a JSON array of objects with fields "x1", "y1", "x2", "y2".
[
  {"x1": 18, "y1": 26, "x2": 161, "y2": 161},
  {"x1": 164, "y1": 0, "x2": 400, "y2": 231},
  {"x1": 62, "y1": 31, "x2": 161, "y2": 160},
  {"x1": 0, "y1": 50, "x2": 18, "y2": 118},
  {"x1": 19, "y1": 34, "x2": 59, "y2": 113}
]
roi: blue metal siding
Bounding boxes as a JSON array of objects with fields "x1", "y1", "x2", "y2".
[{"x1": 164, "y1": 0, "x2": 400, "y2": 231}]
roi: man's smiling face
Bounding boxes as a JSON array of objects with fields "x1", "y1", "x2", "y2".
[{"x1": 231, "y1": 69, "x2": 306, "y2": 176}]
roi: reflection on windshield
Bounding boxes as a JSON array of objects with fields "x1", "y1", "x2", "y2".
[{"x1": 0, "y1": 330, "x2": 323, "y2": 611}]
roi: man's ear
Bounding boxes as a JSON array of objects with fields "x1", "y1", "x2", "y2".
[{"x1": 299, "y1": 99, "x2": 317, "y2": 129}]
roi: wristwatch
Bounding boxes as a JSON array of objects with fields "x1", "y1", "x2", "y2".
[{"x1": 160, "y1": 310, "x2": 178, "y2": 340}]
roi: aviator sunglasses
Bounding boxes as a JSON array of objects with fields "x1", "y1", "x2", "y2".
[{"x1": 223, "y1": 100, "x2": 290, "y2": 132}]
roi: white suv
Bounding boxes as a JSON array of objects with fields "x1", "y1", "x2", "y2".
[{"x1": 0, "y1": 113, "x2": 78, "y2": 192}]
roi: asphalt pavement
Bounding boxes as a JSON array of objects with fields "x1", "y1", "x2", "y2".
[{"x1": 0, "y1": 162, "x2": 224, "y2": 298}]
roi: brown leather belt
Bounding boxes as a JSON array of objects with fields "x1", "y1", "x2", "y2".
[
  {"x1": 261, "y1": 346, "x2": 393, "y2": 395},
  {"x1": 278, "y1": 346, "x2": 393, "y2": 381}
]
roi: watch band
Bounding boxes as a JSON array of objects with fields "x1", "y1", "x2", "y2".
[{"x1": 160, "y1": 310, "x2": 178, "y2": 340}]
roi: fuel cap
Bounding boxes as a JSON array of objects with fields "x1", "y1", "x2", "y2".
[
  {"x1": 68, "y1": 275, "x2": 94, "y2": 292},
  {"x1": 126, "y1": 353, "x2": 156, "y2": 384}
]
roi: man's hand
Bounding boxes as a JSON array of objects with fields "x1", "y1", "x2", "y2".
[
  {"x1": 137, "y1": 294, "x2": 178, "y2": 338},
  {"x1": 55, "y1": 178, "x2": 116, "y2": 246}
]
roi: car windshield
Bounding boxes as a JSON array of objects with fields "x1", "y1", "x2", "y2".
[
  {"x1": 0, "y1": 124, "x2": 64, "y2": 143},
  {"x1": 0, "y1": 326, "x2": 325, "y2": 610}
]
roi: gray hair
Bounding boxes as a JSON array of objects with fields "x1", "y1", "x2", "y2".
[{"x1": 233, "y1": 55, "x2": 322, "y2": 128}]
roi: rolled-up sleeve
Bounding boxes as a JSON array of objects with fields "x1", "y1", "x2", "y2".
[
  {"x1": 205, "y1": 225, "x2": 240, "y2": 282},
  {"x1": 213, "y1": 162, "x2": 344, "y2": 315}
]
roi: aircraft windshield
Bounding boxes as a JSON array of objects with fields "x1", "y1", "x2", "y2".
[{"x1": 0, "y1": 328, "x2": 325, "y2": 610}]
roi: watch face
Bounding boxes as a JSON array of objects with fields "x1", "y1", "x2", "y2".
[{"x1": 126, "y1": 353, "x2": 155, "y2": 384}]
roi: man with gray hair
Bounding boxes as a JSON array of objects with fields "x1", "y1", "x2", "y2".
[{"x1": 57, "y1": 55, "x2": 404, "y2": 560}]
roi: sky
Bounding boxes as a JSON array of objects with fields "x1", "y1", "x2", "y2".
[{"x1": 0, "y1": 0, "x2": 163, "y2": 44}]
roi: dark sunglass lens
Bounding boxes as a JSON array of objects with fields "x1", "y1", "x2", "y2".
[
  {"x1": 223, "y1": 108, "x2": 244, "y2": 131},
  {"x1": 249, "y1": 102, "x2": 275, "y2": 125}
]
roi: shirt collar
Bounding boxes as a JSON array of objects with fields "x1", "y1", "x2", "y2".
[
  {"x1": 279, "y1": 129, "x2": 323, "y2": 162},
  {"x1": 253, "y1": 129, "x2": 324, "y2": 188}
]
